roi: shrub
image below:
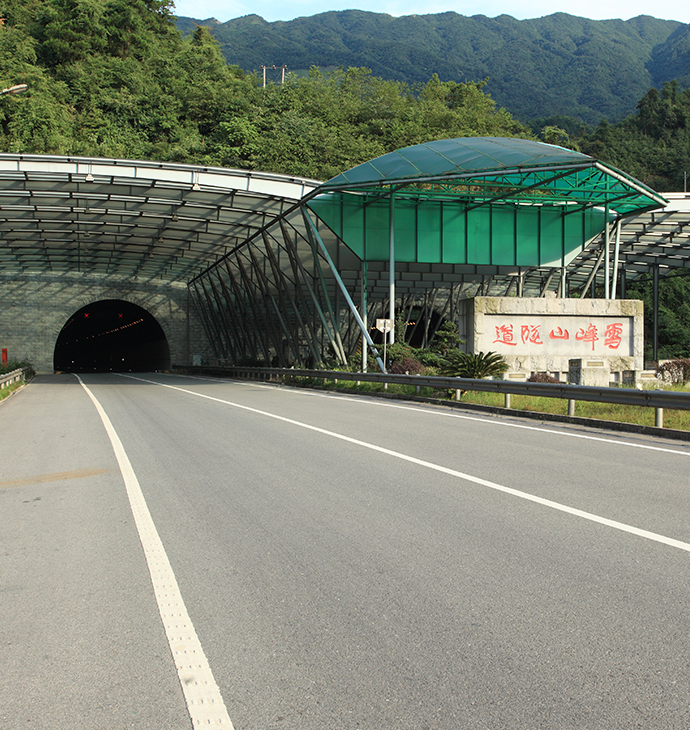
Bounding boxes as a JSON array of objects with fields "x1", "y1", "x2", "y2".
[
  {"x1": 389, "y1": 356, "x2": 426, "y2": 374},
  {"x1": 0, "y1": 360, "x2": 34, "y2": 377},
  {"x1": 416, "y1": 350, "x2": 442, "y2": 367},
  {"x1": 527, "y1": 372, "x2": 560, "y2": 383},
  {"x1": 438, "y1": 351, "x2": 508, "y2": 379},
  {"x1": 430, "y1": 321, "x2": 462, "y2": 355},
  {"x1": 656, "y1": 358, "x2": 690, "y2": 384}
]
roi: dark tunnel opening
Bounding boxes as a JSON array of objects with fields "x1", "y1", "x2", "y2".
[{"x1": 53, "y1": 300, "x2": 171, "y2": 373}]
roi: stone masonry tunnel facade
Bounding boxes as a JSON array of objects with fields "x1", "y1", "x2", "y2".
[{"x1": 0, "y1": 272, "x2": 214, "y2": 373}]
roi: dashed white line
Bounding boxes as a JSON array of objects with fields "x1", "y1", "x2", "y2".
[{"x1": 77, "y1": 375, "x2": 234, "y2": 729}]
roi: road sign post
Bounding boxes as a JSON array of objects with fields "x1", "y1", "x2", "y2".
[{"x1": 376, "y1": 318, "x2": 393, "y2": 373}]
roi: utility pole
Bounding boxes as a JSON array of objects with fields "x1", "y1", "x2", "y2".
[{"x1": 260, "y1": 65, "x2": 288, "y2": 88}]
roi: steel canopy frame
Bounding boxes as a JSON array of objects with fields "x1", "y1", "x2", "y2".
[
  {"x1": 0, "y1": 153, "x2": 319, "y2": 282},
  {"x1": 309, "y1": 139, "x2": 667, "y2": 276},
  {"x1": 2, "y1": 146, "x2": 684, "y2": 373},
  {"x1": 319, "y1": 138, "x2": 667, "y2": 218}
]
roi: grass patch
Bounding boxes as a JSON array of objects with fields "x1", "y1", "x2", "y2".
[
  {"x1": 284, "y1": 376, "x2": 690, "y2": 432},
  {"x1": 0, "y1": 380, "x2": 25, "y2": 401},
  {"x1": 459, "y1": 390, "x2": 690, "y2": 431}
]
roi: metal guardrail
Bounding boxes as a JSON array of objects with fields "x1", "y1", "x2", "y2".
[
  {"x1": 0, "y1": 367, "x2": 27, "y2": 390},
  {"x1": 174, "y1": 365, "x2": 690, "y2": 429}
]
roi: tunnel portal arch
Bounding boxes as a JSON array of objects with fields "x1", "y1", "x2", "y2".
[{"x1": 53, "y1": 299, "x2": 171, "y2": 372}]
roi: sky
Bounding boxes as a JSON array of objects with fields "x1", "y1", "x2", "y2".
[{"x1": 171, "y1": 0, "x2": 689, "y2": 25}]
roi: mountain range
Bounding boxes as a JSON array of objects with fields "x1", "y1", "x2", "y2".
[{"x1": 175, "y1": 10, "x2": 690, "y2": 124}]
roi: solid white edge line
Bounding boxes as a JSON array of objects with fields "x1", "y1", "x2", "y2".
[
  {"x1": 76, "y1": 375, "x2": 234, "y2": 729},
  {"x1": 168, "y1": 373, "x2": 690, "y2": 458},
  {"x1": 121, "y1": 374, "x2": 690, "y2": 555}
]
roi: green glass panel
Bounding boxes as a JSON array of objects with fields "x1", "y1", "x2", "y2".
[
  {"x1": 365, "y1": 202, "x2": 389, "y2": 261},
  {"x1": 342, "y1": 198, "x2": 365, "y2": 259},
  {"x1": 516, "y1": 207, "x2": 539, "y2": 266},
  {"x1": 441, "y1": 203, "x2": 466, "y2": 264},
  {"x1": 467, "y1": 208, "x2": 492, "y2": 265},
  {"x1": 563, "y1": 210, "x2": 584, "y2": 264},
  {"x1": 491, "y1": 205, "x2": 516, "y2": 265},
  {"x1": 417, "y1": 201, "x2": 442, "y2": 263},
  {"x1": 540, "y1": 208, "x2": 565, "y2": 267},
  {"x1": 396, "y1": 201, "x2": 417, "y2": 262}
]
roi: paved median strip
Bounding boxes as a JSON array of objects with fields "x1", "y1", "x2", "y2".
[{"x1": 76, "y1": 375, "x2": 235, "y2": 730}]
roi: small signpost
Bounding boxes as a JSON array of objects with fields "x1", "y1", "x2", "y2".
[{"x1": 376, "y1": 318, "x2": 393, "y2": 373}]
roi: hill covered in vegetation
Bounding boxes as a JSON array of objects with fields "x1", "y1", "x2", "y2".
[
  {"x1": 179, "y1": 10, "x2": 690, "y2": 125},
  {"x1": 0, "y1": 0, "x2": 528, "y2": 179},
  {"x1": 580, "y1": 81, "x2": 690, "y2": 191}
]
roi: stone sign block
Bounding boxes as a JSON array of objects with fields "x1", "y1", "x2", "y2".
[{"x1": 458, "y1": 296, "x2": 644, "y2": 383}]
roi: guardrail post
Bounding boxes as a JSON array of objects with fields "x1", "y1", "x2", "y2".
[{"x1": 173, "y1": 366, "x2": 690, "y2": 429}]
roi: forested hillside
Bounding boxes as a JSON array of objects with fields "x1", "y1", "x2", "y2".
[
  {"x1": 580, "y1": 81, "x2": 690, "y2": 191},
  {"x1": 179, "y1": 10, "x2": 690, "y2": 124},
  {"x1": 0, "y1": 0, "x2": 528, "y2": 179}
]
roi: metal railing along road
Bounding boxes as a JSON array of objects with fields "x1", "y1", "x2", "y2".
[
  {"x1": 175, "y1": 366, "x2": 690, "y2": 430},
  {"x1": 0, "y1": 367, "x2": 28, "y2": 390}
]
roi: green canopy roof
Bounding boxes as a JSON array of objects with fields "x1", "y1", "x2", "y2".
[
  {"x1": 318, "y1": 137, "x2": 667, "y2": 217},
  {"x1": 308, "y1": 138, "x2": 668, "y2": 270}
]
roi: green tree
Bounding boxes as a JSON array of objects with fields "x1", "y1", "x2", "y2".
[
  {"x1": 0, "y1": 1, "x2": 530, "y2": 178},
  {"x1": 626, "y1": 274, "x2": 690, "y2": 360},
  {"x1": 580, "y1": 82, "x2": 690, "y2": 191}
]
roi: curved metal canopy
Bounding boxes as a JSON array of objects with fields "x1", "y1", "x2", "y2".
[
  {"x1": 320, "y1": 137, "x2": 667, "y2": 217},
  {"x1": 0, "y1": 154, "x2": 318, "y2": 282}
]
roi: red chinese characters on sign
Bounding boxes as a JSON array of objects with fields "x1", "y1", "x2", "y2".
[
  {"x1": 492, "y1": 320, "x2": 626, "y2": 352},
  {"x1": 520, "y1": 324, "x2": 543, "y2": 345},
  {"x1": 549, "y1": 327, "x2": 569, "y2": 340},
  {"x1": 493, "y1": 324, "x2": 517, "y2": 346},
  {"x1": 604, "y1": 323, "x2": 623, "y2": 349},
  {"x1": 575, "y1": 323, "x2": 599, "y2": 350}
]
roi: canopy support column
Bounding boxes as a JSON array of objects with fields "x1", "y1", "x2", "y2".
[
  {"x1": 389, "y1": 193, "x2": 396, "y2": 345},
  {"x1": 361, "y1": 263, "x2": 368, "y2": 373},
  {"x1": 304, "y1": 210, "x2": 386, "y2": 373},
  {"x1": 604, "y1": 206, "x2": 610, "y2": 300},
  {"x1": 653, "y1": 263, "x2": 660, "y2": 363},
  {"x1": 612, "y1": 218, "x2": 621, "y2": 300}
]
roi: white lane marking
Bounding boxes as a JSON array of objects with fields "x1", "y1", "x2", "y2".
[
  {"x1": 160, "y1": 373, "x2": 690, "y2": 458},
  {"x1": 120, "y1": 374, "x2": 690, "y2": 555},
  {"x1": 76, "y1": 375, "x2": 234, "y2": 729}
]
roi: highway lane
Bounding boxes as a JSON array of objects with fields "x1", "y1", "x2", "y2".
[
  {"x1": 3, "y1": 372, "x2": 690, "y2": 729},
  {"x1": 0, "y1": 375, "x2": 190, "y2": 729}
]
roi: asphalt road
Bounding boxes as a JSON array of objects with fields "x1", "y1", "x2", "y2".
[{"x1": 2, "y1": 372, "x2": 690, "y2": 729}]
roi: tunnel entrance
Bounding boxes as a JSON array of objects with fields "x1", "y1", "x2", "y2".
[{"x1": 53, "y1": 300, "x2": 171, "y2": 372}]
